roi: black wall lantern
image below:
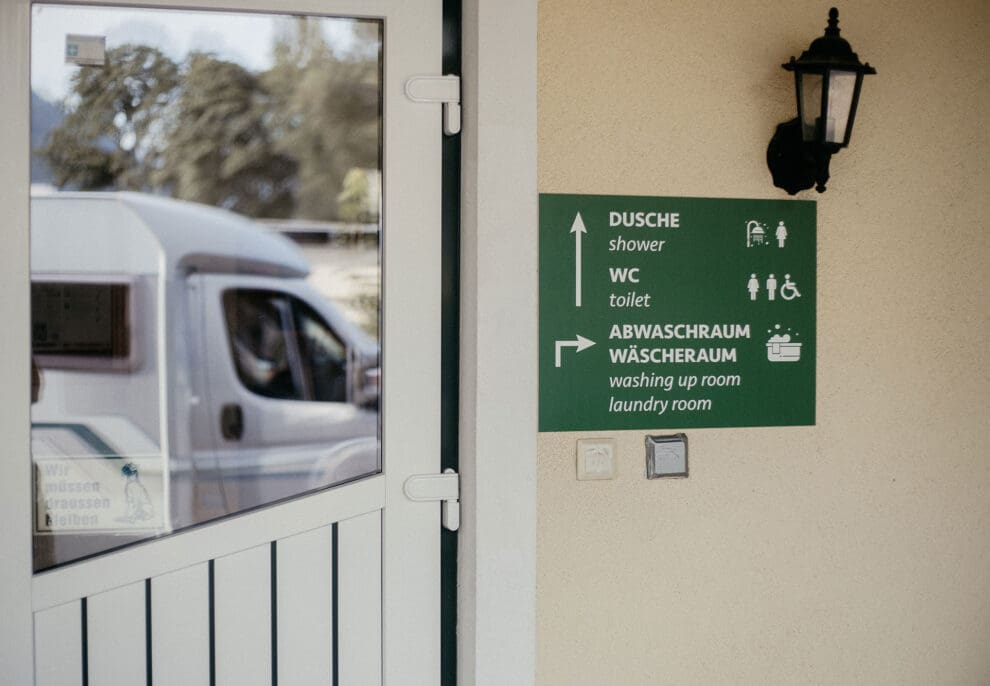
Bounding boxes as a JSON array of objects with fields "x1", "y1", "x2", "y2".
[{"x1": 767, "y1": 8, "x2": 875, "y2": 194}]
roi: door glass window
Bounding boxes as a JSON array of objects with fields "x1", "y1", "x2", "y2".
[{"x1": 30, "y1": 3, "x2": 383, "y2": 571}]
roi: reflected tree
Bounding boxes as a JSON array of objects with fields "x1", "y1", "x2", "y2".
[
  {"x1": 42, "y1": 44, "x2": 179, "y2": 190},
  {"x1": 155, "y1": 54, "x2": 297, "y2": 218},
  {"x1": 42, "y1": 20, "x2": 382, "y2": 222},
  {"x1": 337, "y1": 168, "x2": 378, "y2": 222},
  {"x1": 263, "y1": 17, "x2": 381, "y2": 220}
]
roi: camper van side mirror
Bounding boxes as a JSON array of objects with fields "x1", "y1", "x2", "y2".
[{"x1": 220, "y1": 403, "x2": 244, "y2": 441}]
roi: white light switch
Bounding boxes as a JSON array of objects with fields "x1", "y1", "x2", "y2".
[{"x1": 576, "y1": 439, "x2": 616, "y2": 480}]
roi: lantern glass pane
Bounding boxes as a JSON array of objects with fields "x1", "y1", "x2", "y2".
[
  {"x1": 800, "y1": 73, "x2": 823, "y2": 141},
  {"x1": 826, "y1": 70, "x2": 857, "y2": 143}
]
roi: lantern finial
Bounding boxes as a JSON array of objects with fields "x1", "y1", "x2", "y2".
[{"x1": 826, "y1": 8, "x2": 840, "y2": 37}]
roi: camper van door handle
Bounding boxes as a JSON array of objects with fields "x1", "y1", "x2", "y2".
[{"x1": 220, "y1": 403, "x2": 244, "y2": 441}]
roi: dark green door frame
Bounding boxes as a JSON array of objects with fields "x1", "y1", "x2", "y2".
[{"x1": 441, "y1": 2, "x2": 461, "y2": 685}]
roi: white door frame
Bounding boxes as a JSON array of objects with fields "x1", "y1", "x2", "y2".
[
  {"x1": 0, "y1": 4, "x2": 36, "y2": 683},
  {"x1": 458, "y1": 2, "x2": 538, "y2": 685},
  {"x1": 0, "y1": 0, "x2": 539, "y2": 684},
  {"x1": 0, "y1": 0, "x2": 450, "y2": 682}
]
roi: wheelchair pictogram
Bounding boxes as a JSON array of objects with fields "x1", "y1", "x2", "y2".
[{"x1": 780, "y1": 274, "x2": 801, "y2": 301}]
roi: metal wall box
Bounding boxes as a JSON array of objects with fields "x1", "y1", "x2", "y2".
[{"x1": 645, "y1": 434, "x2": 688, "y2": 479}]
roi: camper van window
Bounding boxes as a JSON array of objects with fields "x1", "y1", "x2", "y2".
[
  {"x1": 223, "y1": 290, "x2": 302, "y2": 400},
  {"x1": 293, "y1": 300, "x2": 348, "y2": 403},
  {"x1": 223, "y1": 289, "x2": 350, "y2": 403},
  {"x1": 31, "y1": 282, "x2": 131, "y2": 366}
]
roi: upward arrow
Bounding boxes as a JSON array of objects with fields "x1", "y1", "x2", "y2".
[{"x1": 570, "y1": 212, "x2": 587, "y2": 307}]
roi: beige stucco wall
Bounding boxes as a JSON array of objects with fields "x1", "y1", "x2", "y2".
[{"x1": 536, "y1": 1, "x2": 990, "y2": 684}]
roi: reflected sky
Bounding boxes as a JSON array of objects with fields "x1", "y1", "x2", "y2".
[{"x1": 32, "y1": 3, "x2": 371, "y2": 101}]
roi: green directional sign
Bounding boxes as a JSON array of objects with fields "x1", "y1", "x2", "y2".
[{"x1": 539, "y1": 193, "x2": 816, "y2": 432}]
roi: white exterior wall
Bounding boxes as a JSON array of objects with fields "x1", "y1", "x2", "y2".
[{"x1": 536, "y1": 1, "x2": 990, "y2": 684}]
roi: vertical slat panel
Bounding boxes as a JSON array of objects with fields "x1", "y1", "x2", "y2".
[
  {"x1": 87, "y1": 581, "x2": 147, "y2": 684},
  {"x1": 214, "y1": 544, "x2": 271, "y2": 686},
  {"x1": 34, "y1": 600, "x2": 83, "y2": 686},
  {"x1": 338, "y1": 510, "x2": 382, "y2": 686},
  {"x1": 152, "y1": 562, "x2": 210, "y2": 685},
  {"x1": 277, "y1": 526, "x2": 333, "y2": 685}
]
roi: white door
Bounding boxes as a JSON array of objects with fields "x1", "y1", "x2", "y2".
[{"x1": 0, "y1": 0, "x2": 445, "y2": 683}]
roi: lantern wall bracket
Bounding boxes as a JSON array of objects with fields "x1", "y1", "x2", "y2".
[{"x1": 767, "y1": 118, "x2": 830, "y2": 195}]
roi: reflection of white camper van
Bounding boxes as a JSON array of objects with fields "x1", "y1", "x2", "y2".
[{"x1": 31, "y1": 192, "x2": 380, "y2": 568}]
